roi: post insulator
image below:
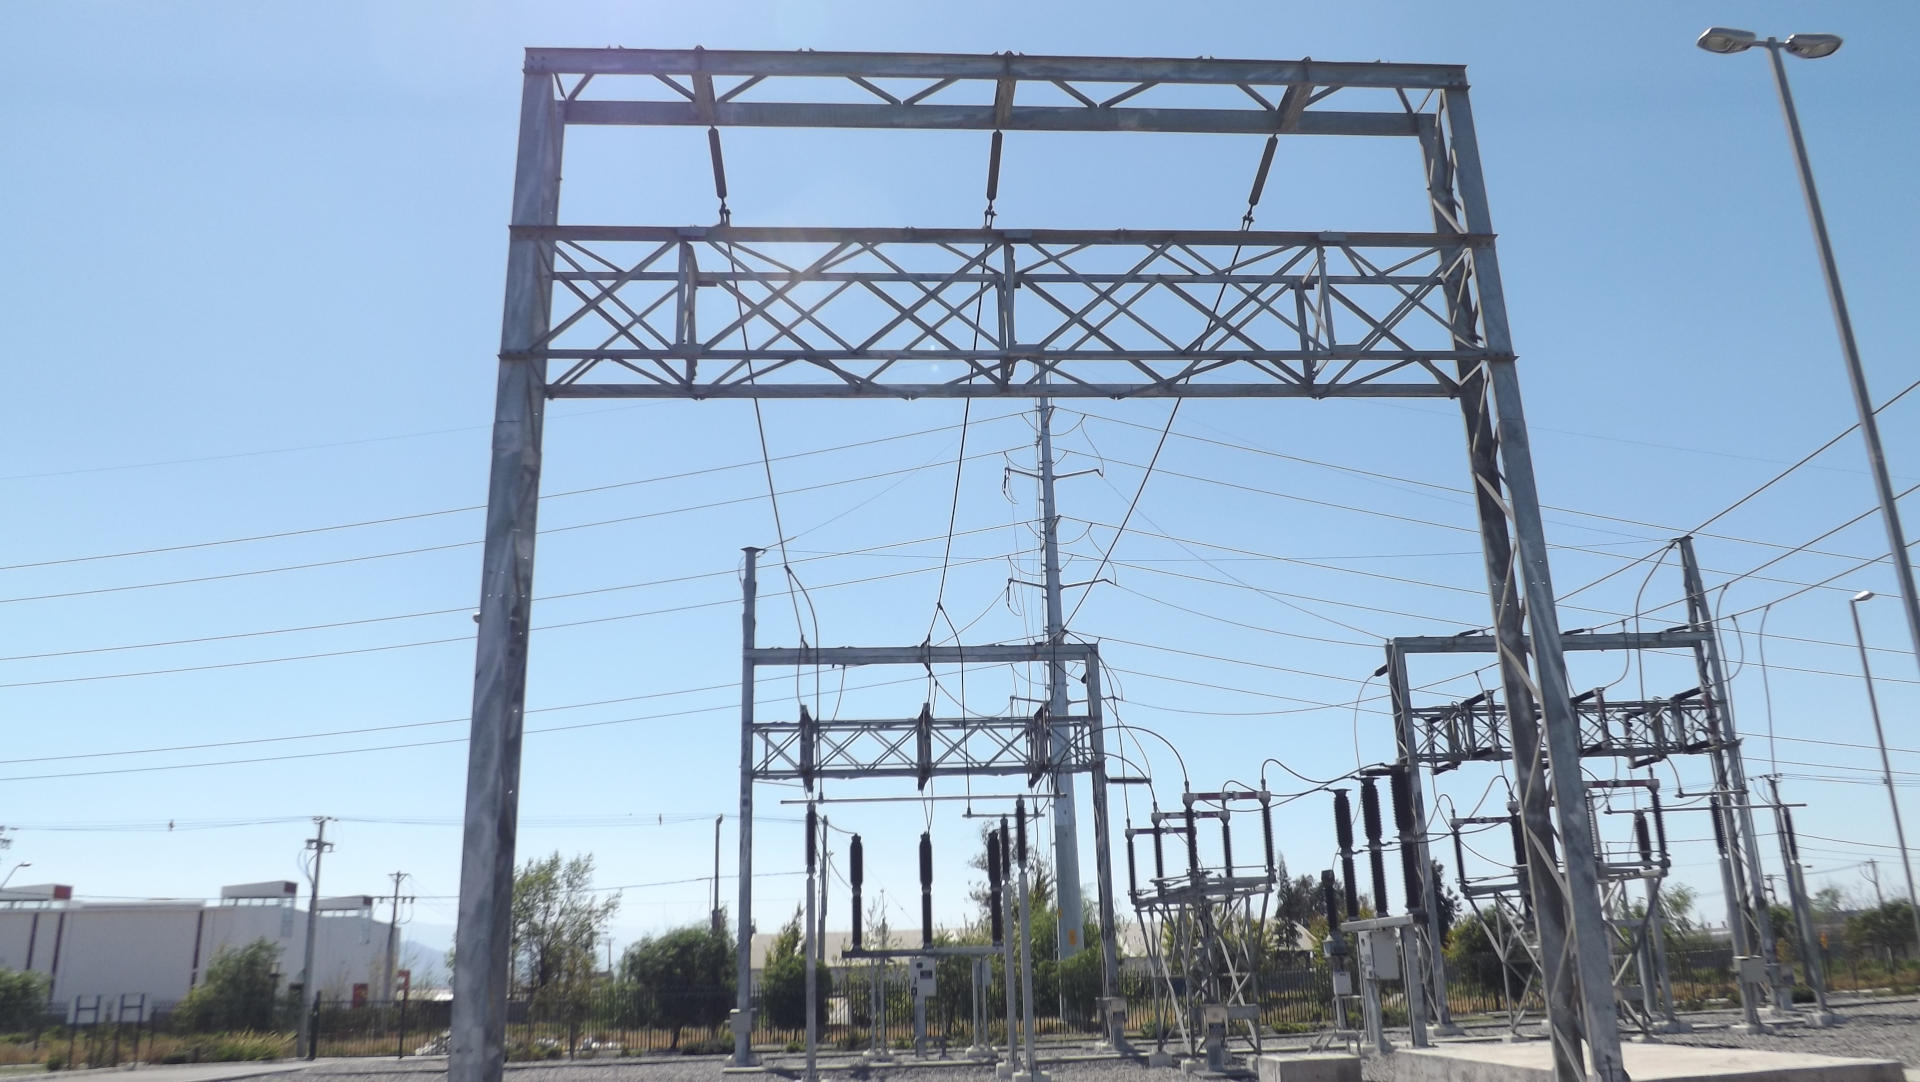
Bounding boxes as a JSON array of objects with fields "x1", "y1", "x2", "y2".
[
  {"x1": 1709, "y1": 795, "x2": 1728, "y2": 856},
  {"x1": 1333, "y1": 790, "x2": 1355, "y2": 852},
  {"x1": 919, "y1": 832, "x2": 934, "y2": 949},
  {"x1": 1400, "y1": 842, "x2": 1420, "y2": 917},
  {"x1": 1369, "y1": 843, "x2": 1390, "y2": 917},
  {"x1": 1782, "y1": 806, "x2": 1801, "y2": 863},
  {"x1": 1360, "y1": 777, "x2": 1384, "y2": 845},
  {"x1": 1261, "y1": 797, "x2": 1276, "y2": 876},
  {"x1": 1321, "y1": 868, "x2": 1342, "y2": 931},
  {"x1": 1220, "y1": 816, "x2": 1234, "y2": 876},
  {"x1": 1507, "y1": 813, "x2": 1527, "y2": 871},
  {"x1": 850, "y1": 834, "x2": 865, "y2": 949},
  {"x1": 1015, "y1": 798, "x2": 1028, "y2": 868},
  {"x1": 1389, "y1": 769, "x2": 1414, "y2": 834},
  {"x1": 805, "y1": 805, "x2": 817, "y2": 873},
  {"x1": 1634, "y1": 811, "x2": 1653, "y2": 865},
  {"x1": 1649, "y1": 788, "x2": 1670, "y2": 860},
  {"x1": 1185, "y1": 810, "x2": 1200, "y2": 877},
  {"x1": 798, "y1": 705, "x2": 816, "y2": 792},
  {"x1": 1153, "y1": 825, "x2": 1166, "y2": 881},
  {"x1": 1126, "y1": 829, "x2": 1140, "y2": 902}
]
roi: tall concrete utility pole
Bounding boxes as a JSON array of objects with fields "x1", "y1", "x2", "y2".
[
  {"x1": 297, "y1": 817, "x2": 333, "y2": 1057},
  {"x1": 711, "y1": 815, "x2": 724, "y2": 935},
  {"x1": 385, "y1": 872, "x2": 411, "y2": 1001},
  {"x1": 1034, "y1": 397, "x2": 1084, "y2": 961}
]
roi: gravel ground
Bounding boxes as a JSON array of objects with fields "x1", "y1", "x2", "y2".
[{"x1": 300, "y1": 998, "x2": 1920, "y2": 1082}]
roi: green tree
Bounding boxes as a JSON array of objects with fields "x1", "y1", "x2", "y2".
[
  {"x1": 174, "y1": 940, "x2": 281, "y2": 1032},
  {"x1": 760, "y1": 907, "x2": 829, "y2": 1031},
  {"x1": 512, "y1": 852, "x2": 619, "y2": 1045},
  {"x1": 618, "y1": 921, "x2": 733, "y2": 1049},
  {"x1": 0, "y1": 968, "x2": 47, "y2": 1032},
  {"x1": 1267, "y1": 863, "x2": 1319, "y2": 953},
  {"x1": 1846, "y1": 900, "x2": 1917, "y2": 963},
  {"x1": 1443, "y1": 909, "x2": 1532, "y2": 994}
]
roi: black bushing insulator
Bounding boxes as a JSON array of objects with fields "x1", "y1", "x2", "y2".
[
  {"x1": 1153, "y1": 825, "x2": 1166, "y2": 880},
  {"x1": 1400, "y1": 842, "x2": 1421, "y2": 917},
  {"x1": 1634, "y1": 811, "x2": 1653, "y2": 865},
  {"x1": 805, "y1": 806, "x2": 818, "y2": 872},
  {"x1": 1262, "y1": 800, "x2": 1276, "y2": 875},
  {"x1": 1507, "y1": 813, "x2": 1527, "y2": 871},
  {"x1": 1369, "y1": 844, "x2": 1389, "y2": 916},
  {"x1": 1782, "y1": 806, "x2": 1801, "y2": 863},
  {"x1": 1389, "y1": 769, "x2": 1414, "y2": 834},
  {"x1": 1340, "y1": 853, "x2": 1359, "y2": 918},
  {"x1": 1126, "y1": 831, "x2": 1140, "y2": 900},
  {"x1": 986, "y1": 831, "x2": 1002, "y2": 892},
  {"x1": 1708, "y1": 796, "x2": 1728, "y2": 856},
  {"x1": 1015, "y1": 799, "x2": 1029, "y2": 867},
  {"x1": 850, "y1": 834, "x2": 865, "y2": 949},
  {"x1": 999, "y1": 818, "x2": 1011, "y2": 873},
  {"x1": 1321, "y1": 869, "x2": 1342, "y2": 931},
  {"x1": 919, "y1": 831, "x2": 935, "y2": 947},
  {"x1": 1185, "y1": 811, "x2": 1200, "y2": 876},
  {"x1": 1220, "y1": 817, "x2": 1234, "y2": 875},
  {"x1": 1333, "y1": 790, "x2": 1355, "y2": 852},
  {"x1": 1650, "y1": 789, "x2": 1671, "y2": 858},
  {"x1": 986, "y1": 130, "x2": 1004, "y2": 202},
  {"x1": 1360, "y1": 778, "x2": 1385, "y2": 846}
]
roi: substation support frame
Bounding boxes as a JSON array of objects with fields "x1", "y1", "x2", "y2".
[
  {"x1": 735, "y1": 559, "x2": 1121, "y2": 1068},
  {"x1": 454, "y1": 48, "x2": 1622, "y2": 1082},
  {"x1": 1388, "y1": 535, "x2": 1796, "y2": 1040},
  {"x1": 1125, "y1": 792, "x2": 1277, "y2": 1068}
]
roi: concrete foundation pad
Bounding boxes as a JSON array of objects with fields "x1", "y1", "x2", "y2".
[
  {"x1": 1391, "y1": 1042, "x2": 1903, "y2": 1082},
  {"x1": 1256, "y1": 1052, "x2": 1362, "y2": 1082}
]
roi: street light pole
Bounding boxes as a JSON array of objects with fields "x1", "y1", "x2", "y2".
[
  {"x1": 1699, "y1": 27, "x2": 1920, "y2": 687},
  {"x1": 1849, "y1": 592, "x2": 1920, "y2": 953}
]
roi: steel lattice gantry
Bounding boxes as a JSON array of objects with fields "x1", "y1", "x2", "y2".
[{"x1": 456, "y1": 48, "x2": 1626, "y2": 1082}]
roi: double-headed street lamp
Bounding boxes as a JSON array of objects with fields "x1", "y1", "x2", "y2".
[
  {"x1": 1848, "y1": 591, "x2": 1920, "y2": 953},
  {"x1": 1699, "y1": 28, "x2": 1920, "y2": 689}
]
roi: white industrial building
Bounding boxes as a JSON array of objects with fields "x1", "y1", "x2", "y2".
[{"x1": 0, "y1": 881, "x2": 399, "y2": 1009}]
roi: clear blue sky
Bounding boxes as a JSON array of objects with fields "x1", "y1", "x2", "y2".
[{"x1": 5, "y1": 0, "x2": 1919, "y2": 968}]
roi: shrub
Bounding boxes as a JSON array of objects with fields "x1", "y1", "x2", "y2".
[{"x1": 174, "y1": 940, "x2": 282, "y2": 1033}]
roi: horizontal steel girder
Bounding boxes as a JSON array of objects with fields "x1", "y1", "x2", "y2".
[
  {"x1": 526, "y1": 49, "x2": 1463, "y2": 137},
  {"x1": 1410, "y1": 695, "x2": 1721, "y2": 768},
  {"x1": 527, "y1": 229, "x2": 1494, "y2": 400},
  {"x1": 750, "y1": 714, "x2": 1096, "y2": 781}
]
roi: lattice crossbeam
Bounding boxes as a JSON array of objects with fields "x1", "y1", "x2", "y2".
[{"x1": 519, "y1": 228, "x2": 1495, "y2": 399}]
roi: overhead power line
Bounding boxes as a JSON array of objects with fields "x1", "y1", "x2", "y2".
[
  {"x1": 1, "y1": 414, "x2": 1019, "y2": 572},
  {"x1": 1, "y1": 441, "x2": 1026, "y2": 606}
]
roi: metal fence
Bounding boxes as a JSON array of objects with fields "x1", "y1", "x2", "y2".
[{"x1": 2, "y1": 944, "x2": 1912, "y2": 1067}]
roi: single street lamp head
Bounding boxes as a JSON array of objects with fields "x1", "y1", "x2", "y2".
[
  {"x1": 1786, "y1": 33, "x2": 1843, "y2": 59},
  {"x1": 1854, "y1": 590, "x2": 1876, "y2": 603},
  {"x1": 1698, "y1": 27, "x2": 1759, "y2": 54}
]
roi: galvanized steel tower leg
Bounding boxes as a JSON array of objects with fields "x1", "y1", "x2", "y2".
[
  {"x1": 1678, "y1": 536, "x2": 1791, "y2": 1017},
  {"x1": 1037, "y1": 397, "x2": 1085, "y2": 965},
  {"x1": 1386, "y1": 646, "x2": 1459, "y2": 1035},
  {"x1": 1442, "y1": 86, "x2": 1628, "y2": 1082},
  {"x1": 1421, "y1": 117, "x2": 1584, "y2": 1082},
  {"x1": 452, "y1": 69, "x2": 561, "y2": 1082},
  {"x1": 734, "y1": 549, "x2": 760, "y2": 1066},
  {"x1": 1085, "y1": 663, "x2": 1124, "y2": 1048}
]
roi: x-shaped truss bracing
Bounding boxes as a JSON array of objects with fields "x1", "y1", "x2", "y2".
[
  {"x1": 1411, "y1": 691, "x2": 1723, "y2": 772},
  {"x1": 530, "y1": 229, "x2": 1495, "y2": 399},
  {"x1": 749, "y1": 711, "x2": 1096, "y2": 782}
]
